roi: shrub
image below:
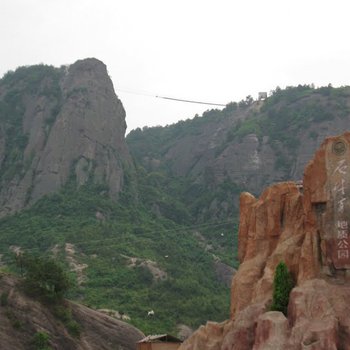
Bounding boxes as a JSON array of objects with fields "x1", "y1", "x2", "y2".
[
  {"x1": 1, "y1": 292, "x2": 8, "y2": 306},
  {"x1": 53, "y1": 304, "x2": 81, "y2": 337},
  {"x1": 53, "y1": 304, "x2": 72, "y2": 322},
  {"x1": 5, "y1": 310, "x2": 22, "y2": 329},
  {"x1": 32, "y1": 331, "x2": 51, "y2": 350},
  {"x1": 18, "y1": 254, "x2": 71, "y2": 303},
  {"x1": 12, "y1": 319, "x2": 22, "y2": 329},
  {"x1": 270, "y1": 261, "x2": 294, "y2": 315},
  {"x1": 66, "y1": 319, "x2": 81, "y2": 337}
]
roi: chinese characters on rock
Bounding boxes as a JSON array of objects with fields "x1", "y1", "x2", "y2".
[{"x1": 333, "y1": 158, "x2": 350, "y2": 261}]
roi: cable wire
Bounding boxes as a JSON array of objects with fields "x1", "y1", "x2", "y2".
[
  {"x1": 116, "y1": 88, "x2": 226, "y2": 106},
  {"x1": 156, "y1": 95, "x2": 226, "y2": 106}
]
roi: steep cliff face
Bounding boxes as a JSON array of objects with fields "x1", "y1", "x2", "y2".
[
  {"x1": 0, "y1": 58, "x2": 131, "y2": 216},
  {"x1": 179, "y1": 132, "x2": 350, "y2": 350}
]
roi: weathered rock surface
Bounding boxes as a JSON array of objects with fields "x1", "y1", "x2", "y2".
[
  {"x1": 0, "y1": 273, "x2": 144, "y2": 350},
  {"x1": 0, "y1": 58, "x2": 132, "y2": 216},
  {"x1": 178, "y1": 321, "x2": 229, "y2": 350},
  {"x1": 231, "y1": 182, "x2": 304, "y2": 316},
  {"x1": 213, "y1": 260, "x2": 237, "y2": 287},
  {"x1": 179, "y1": 132, "x2": 350, "y2": 350},
  {"x1": 177, "y1": 324, "x2": 194, "y2": 341},
  {"x1": 252, "y1": 311, "x2": 289, "y2": 350}
]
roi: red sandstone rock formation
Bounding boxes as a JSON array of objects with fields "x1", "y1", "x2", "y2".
[{"x1": 179, "y1": 132, "x2": 350, "y2": 350}]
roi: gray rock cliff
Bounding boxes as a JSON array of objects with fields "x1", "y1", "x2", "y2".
[{"x1": 0, "y1": 58, "x2": 132, "y2": 216}]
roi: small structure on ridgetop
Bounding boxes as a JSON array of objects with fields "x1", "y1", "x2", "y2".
[
  {"x1": 137, "y1": 334, "x2": 182, "y2": 350},
  {"x1": 258, "y1": 92, "x2": 267, "y2": 100}
]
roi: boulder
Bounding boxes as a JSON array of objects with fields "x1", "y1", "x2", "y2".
[{"x1": 252, "y1": 311, "x2": 289, "y2": 350}]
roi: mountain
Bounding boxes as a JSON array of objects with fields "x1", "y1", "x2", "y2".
[
  {"x1": 179, "y1": 132, "x2": 350, "y2": 350},
  {"x1": 0, "y1": 60, "x2": 233, "y2": 337},
  {"x1": 127, "y1": 85, "x2": 350, "y2": 221},
  {"x1": 0, "y1": 58, "x2": 131, "y2": 217},
  {"x1": 2, "y1": 59, "x2": 350, "y2": 340},
  {"x1": 0, "y1": 273, "x2": 143, "y2": 350}
]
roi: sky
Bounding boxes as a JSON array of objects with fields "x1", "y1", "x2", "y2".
[{"x1": 1, "y1": 0, "x2": 350, "y2": 133}]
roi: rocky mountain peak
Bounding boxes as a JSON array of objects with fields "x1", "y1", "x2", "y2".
[
  {"x1": 179, "y1": 131, "x2": 350, "y2": 350},
  {"x1": 0, "y1": 58, "x2": 131, "y2": 216}
]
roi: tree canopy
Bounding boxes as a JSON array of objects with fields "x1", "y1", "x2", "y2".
[{"x1": 18, "y1": 254, "x2": 71, "y2": 302}]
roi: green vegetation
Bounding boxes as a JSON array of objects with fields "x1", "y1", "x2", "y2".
[
  {"x1": 32, "y1": 331, "x2": 52, "y2": 350},
  {"x1": 3, "y1": 65, "x2": 349, "y2": 337},
  {"x1": 53, "y1": 304, "x2": 81, "y2": 337},
  {"x1": 0, "y1": 291, "x2": 9, "y2": 306},
  {"x1": 5, "y1": 309, "x2": 22, "y2": 329},
  {"x1": 270, "y1": 262, "x2": 294, "y2": 316},
  {"x1": 14, "y1": 252, "x2": 81, "y2": 336},
  {"x1": 225, "y1": 84, "x2": 350, "y2": 173},
  {"x1": 127, "y1": 104, "x2": 239, "y2": 161},
  {"x1": 18, "y1": 254, "x2": 71, "y2": 302},
  {"x1": 0, "y1": 178, "x2": 233, "y2": 334},
  {"x1": 0, "y1": 64, "x2": 245, "y2": 335},
  {"x1": 0, "y1": 65, "x2": 63, "y2": 189}
]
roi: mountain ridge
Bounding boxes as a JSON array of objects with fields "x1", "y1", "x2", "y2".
[
  {"x1": 2, "y1": 60, "x2": 350, "y2": 338},
  {"x1": 127, "y1": 84, "x2": 350, "y2": 222}
]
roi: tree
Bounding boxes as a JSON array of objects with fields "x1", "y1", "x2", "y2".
[
  {"x1": 32, "y1": 331, "x2": 52, "y2": 350},
  {"x1": 270, "y1": 261, "x2": 294, "y2": 315},
  {"x1": 245, "y1": 95, "x2": 254, "y2": 106},
  {"x1": 18, "y1": 254, "x2": 71, "y2": 302}
]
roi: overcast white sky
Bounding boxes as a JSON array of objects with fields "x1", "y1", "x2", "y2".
[{"x1": 1, "y1": 0, "x2": 350, "y2": 132}]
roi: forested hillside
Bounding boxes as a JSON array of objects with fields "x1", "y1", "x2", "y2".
[
  {"x1": 1, "y1": 61, "x2": 350, "y2": 337},
  {"x1": 127, "y1": 84, "x2": 350, "y2": 220},
  {"x1": 0, "y1": 61, "x2": 235, "y2": 336}
]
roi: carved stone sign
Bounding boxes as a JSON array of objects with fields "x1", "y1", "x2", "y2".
[{"x1": 326, "y1": 137, "x2": 350, "y2": 269}]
